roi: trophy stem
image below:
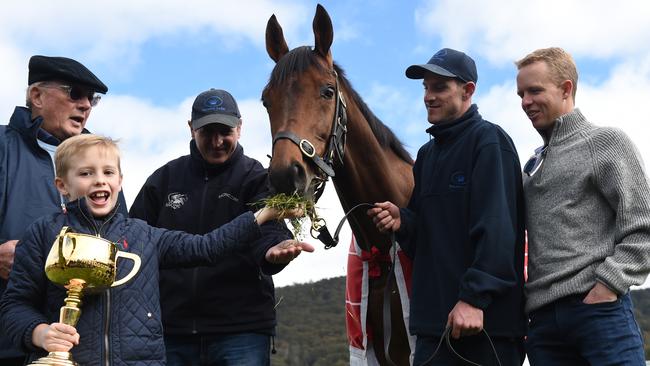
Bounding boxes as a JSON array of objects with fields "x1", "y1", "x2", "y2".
[
  {"x1": 28, "y1": 281, "x2": 85, "y2": 366},
  {"x1": 60, "y1": 281, "x2": 84, "y2": 327}
]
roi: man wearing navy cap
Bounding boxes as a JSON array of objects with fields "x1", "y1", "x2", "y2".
[
  {"x1": 0, "y1": 55, "x2": 125, "y2": 366},
  {"x1": 368, "y1": 48, "x2": 526, "y2": 365},
  {"x1": 130, "y1": 88, "x2": 312, "y2": 366}
]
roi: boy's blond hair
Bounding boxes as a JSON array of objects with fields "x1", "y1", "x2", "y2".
[
  {"x1": 55, "y1": 134, "x2": 121, "y2": 178},
  {"x1": 515, "y1": 47, "x2": 578, "y2": 101}
]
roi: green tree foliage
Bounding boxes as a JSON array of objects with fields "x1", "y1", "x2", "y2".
[
  {"x1": 273, "y1": 277, "x2": 348, "y2": 365},
  {"x1": 273, "y1": 277, "x2": 650, "y2": 364}
]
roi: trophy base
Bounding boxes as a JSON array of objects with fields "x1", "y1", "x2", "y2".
[{"x1": 29, "y1": 351, "x2": 78, "y2": 366}]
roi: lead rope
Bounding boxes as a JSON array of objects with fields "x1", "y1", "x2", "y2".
[
  {"x1": 383, "y1": 233, "x2": 398, "y2": 366},
  {"x1": 416, "y1": 326, "x2": 502, "y2": 366}
]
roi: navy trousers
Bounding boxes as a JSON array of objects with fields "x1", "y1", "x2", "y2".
[
  {"x1": 165, "y1": 332, "x2": 271, "y2": 366},
  {"x1": 526, "y1": 293, "x2": 646, "y2": 366}
]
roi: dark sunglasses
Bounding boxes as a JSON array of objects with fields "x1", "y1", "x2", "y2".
[
  {"x1": 41, "y1": 83, "x2": 102, "y2": 107},
  {"x1": 523, "y1": 145, "x2": 548, "y2": 176}
]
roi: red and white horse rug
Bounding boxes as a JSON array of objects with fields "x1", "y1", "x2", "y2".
[{"x1": 345, "y1": 236, "x2": 416, "y2": 365}]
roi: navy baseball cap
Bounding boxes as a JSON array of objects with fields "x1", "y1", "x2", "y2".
[
  {"x1": 405, "y1": 48, "x2": 478, "y2": 83},
  {"x1": 190, "y1": 89, "x2": 241, "y2": 130},
  {"x1": 28, "y1": 55, "x2": 108, "y2": 93}
]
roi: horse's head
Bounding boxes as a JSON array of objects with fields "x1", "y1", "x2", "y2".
[{"x1": 263, "y1": 4, "x2": 345, "y2": 199}]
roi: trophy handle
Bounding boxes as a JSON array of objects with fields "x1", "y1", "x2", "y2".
[
  {"x1": 56, "y1": 226, "x2": 75, "y2": 266},
  {"x1": 112, "y1": 251, "x2": 141, "y2": 287}
]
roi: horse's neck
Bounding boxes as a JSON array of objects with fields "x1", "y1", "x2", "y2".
[
  {"x1": 335, "y1": 103, "x2": 412, "y2": 205},
  {"x1": 331, "y1": 104, "x2": 413, "y2": 251}
]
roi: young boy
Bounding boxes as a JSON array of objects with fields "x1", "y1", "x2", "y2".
[{"x1": 0, "y1": 134, "x2": 312, "y2": 365}]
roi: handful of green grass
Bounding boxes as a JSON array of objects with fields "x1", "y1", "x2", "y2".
[{"x1": 257, "y1": 193, "x2": 318, "y2": 240}]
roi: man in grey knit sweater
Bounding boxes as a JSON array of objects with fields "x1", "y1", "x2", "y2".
[{"x1": 516, "y1": 47, "x2": 650, "y2": 365}]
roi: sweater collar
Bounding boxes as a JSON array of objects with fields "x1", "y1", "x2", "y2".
[
  {"x1": 545, "y1": 108, "x2": 592, "y2": 146},
  {"x1": 189, "y1": 139, "x2": 244, "y2": 176},
  {"x1": 425, "y1": 104, "x2": 480, "y2": 143}
]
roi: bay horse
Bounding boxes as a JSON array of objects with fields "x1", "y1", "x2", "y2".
[{"x1": 263, "y1": 5, "x2": 415, "y2": 365}]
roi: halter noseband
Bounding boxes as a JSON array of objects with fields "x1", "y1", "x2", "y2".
[{"x1": 271, "y1": 69, "x2": 348, "y2": 201}]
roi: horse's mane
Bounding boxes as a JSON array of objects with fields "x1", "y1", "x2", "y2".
[{"x1": 265, "y1": 46, "x2": 413, "y2": 165}]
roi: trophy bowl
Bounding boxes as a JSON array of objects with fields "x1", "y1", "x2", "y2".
[{"x1": 30, "y1": 226, "x2": 141, "y2": 366}]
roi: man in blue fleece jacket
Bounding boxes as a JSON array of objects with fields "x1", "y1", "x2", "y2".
[{"x1": 368, "y1": 48, "x2": 526, "y2": 365}]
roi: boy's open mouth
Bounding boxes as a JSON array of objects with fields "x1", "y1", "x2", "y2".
[{"x1": 89, "y1": 191, "x2": 110, "y2": 204}]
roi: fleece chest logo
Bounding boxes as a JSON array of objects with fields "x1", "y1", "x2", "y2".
[
  {"x1": 449, "y1": 171, "x2": 467, "y2": 188},
  {"x1": 165, "y1": 193, "x2": 188, "y2": 210}
]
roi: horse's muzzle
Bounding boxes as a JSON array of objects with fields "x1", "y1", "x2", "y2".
[{"x1": 269, "y1": 160, "x2": 310, "y2": 196}]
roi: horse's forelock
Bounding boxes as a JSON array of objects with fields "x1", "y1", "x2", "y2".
[{"x1": 266, "y1": 46, "x2": 329, "y2": 88}]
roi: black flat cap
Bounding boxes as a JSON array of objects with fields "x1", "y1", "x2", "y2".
[{"x1": 28, "y1": 55, "x2": 108, "y2": 94}]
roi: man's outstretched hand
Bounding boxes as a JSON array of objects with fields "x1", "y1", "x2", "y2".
[{"x1": 265, "y1": 240, "x2": 315, "y2": 264}]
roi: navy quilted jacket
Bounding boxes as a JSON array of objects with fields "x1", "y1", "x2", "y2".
[{"x1": 0, "y1": 198, "x2": 261, "y2": 366}]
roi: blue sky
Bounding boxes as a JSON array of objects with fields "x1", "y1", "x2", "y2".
[{"x1": 2, "y1": 0, "x2": 650, "y2": 288}]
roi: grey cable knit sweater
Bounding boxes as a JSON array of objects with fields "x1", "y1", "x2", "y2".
[{"x1": 523, "y1": 108, "x2": 650, "y2": 313}]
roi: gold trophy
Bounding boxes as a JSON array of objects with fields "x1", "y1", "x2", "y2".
[{"x1": 29, "y1": 226, "x2": 141, "y2": 366}]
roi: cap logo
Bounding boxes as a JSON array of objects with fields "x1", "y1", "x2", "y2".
[
  {"x1": 202, "y1": 96, "x2": 226, "y2": 113},
  {"x1": 432, "y1": 49, "x2": 448, "y2": 62}
]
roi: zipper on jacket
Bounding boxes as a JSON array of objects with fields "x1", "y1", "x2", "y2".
[
  {"x1": 77, "y1": 200, "x2": 99, "y2": 235},
  {"x1": 77, "y1": 200, "x2": 120, "y2": 237},
  {"x1": 75, "y1": 201, "x2": 118, "y2": 365},
  {"x1": 96, "y1": 203, "x2": 119, "y2": 236},
  {"x1": 189, "y1": 170, "x2": 211, "y2": 334},
  {"x1": 103, "y1": 290, "x2": 111, "y2": 366}
]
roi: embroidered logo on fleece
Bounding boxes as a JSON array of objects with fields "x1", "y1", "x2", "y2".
[
  {"x1": 449, "y1": 171, "x2": 467, "y2": 188},
  {"x1": 165, "y1": 193, "x2": 188, "y2": 210},
  {"x1": 218, "y1": 193, "x2": 240, "y2": 203}
]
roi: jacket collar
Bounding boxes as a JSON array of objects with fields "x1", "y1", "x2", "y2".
[
  {"x1": 9, "y1": 106, "x2": 46, "y2": 147},
  {"x1": 189, "y1": 139, "x2": 244, "y2": 176},
  {"x1": 425, "y1": 104, "x2": 480, "y2": 144},
  {"x1": 9, "y1": 106, "x2": 90, "y2": 147},
  {"x1": 544, "y1": 108, "x2": 592, "y2": 146},
  {"x1": 65, "y1": 197, "x2": 121, "y2": 236}
]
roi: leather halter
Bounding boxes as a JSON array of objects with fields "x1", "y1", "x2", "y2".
[{"x1": 271, "y1": 69, "x2": 348, "y2": 202}]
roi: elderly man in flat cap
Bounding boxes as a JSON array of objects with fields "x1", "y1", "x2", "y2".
[{"x1": 0, "y1": 55, "x2": 127, "y2": 366}]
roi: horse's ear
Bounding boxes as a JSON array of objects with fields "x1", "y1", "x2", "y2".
[
  {"x1": 313, "y1": 4, "x2": 333, "y2": 60},
  {"x1": 266, "y1": 14, "x2": 289, "y2": 63}
]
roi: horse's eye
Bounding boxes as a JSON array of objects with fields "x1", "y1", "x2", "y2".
[
  {"x1": 262, "y1": 98, "x2": 269, "y2": 108},
  {"x1": 321, "y1": 86, "x2": 335, "y2": 99}
]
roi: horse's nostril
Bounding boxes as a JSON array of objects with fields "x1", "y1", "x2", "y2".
[
  {"x1": 270, "y1": 161, "x2": 308, "y2": 195},
  {"x1": 289, "y1": 162, "x2": 302, "y2": 178}
]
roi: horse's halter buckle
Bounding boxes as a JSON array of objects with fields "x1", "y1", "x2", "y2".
[{"x1": 299, "y1": 139, "x2": 316, "y2": 158}]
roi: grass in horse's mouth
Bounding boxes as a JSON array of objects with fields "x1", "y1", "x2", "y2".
[{"x1": 256, "y1": 193, "x2": 319, "y2": 240}]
